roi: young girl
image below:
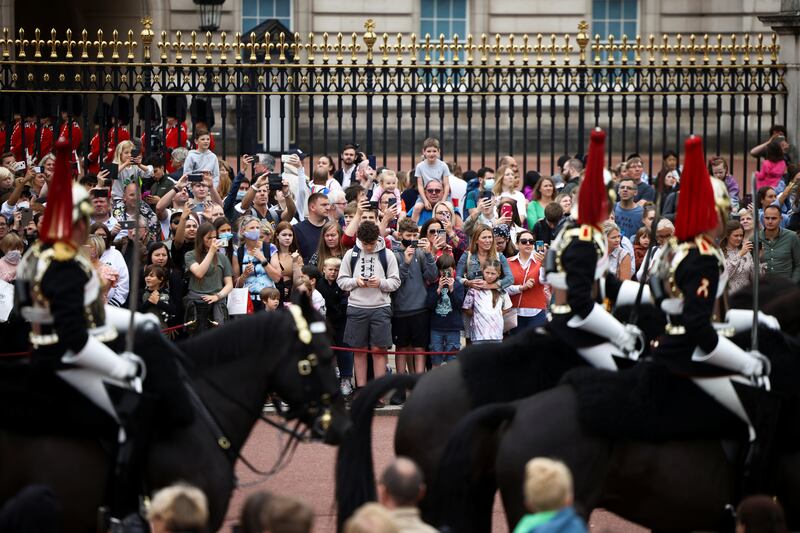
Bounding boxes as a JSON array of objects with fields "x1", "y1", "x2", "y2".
[
  {"x1": 492, "y1": 164, "x2": 527, "y2": 226},
  {"x1": 462, "y1": 259, "x2": 511, "y2": 344},
  {"x1": 111, "y1": 140, "x2": 152, "y2": 200},
  {"x1": 140, "y1": 264, "x2": 175, "y2": 329},
  {"x1": 755, "y1": 139, "x2": 787, "y2": 190},
  {"x1": 632, "y1": 226, "x2": 651, "y2": 278},
  {"x1": 426, "y1": 254, "x2": 464, "y2": 366},
  {"x1": 371, "y1": 169, "x2": 403, "y2": 205}
]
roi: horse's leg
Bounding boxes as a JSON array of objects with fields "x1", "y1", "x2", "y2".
[
  {"x1": 394, "y1": 361, "x2": 472, "y2": 518},
  {"x1": 495, "y1": 386, "x2": 613, "y2": 529}
]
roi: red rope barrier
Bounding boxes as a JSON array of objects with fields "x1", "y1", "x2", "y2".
[{"x1": 331, "y1": 346, "x2": 459, "y2": 356}]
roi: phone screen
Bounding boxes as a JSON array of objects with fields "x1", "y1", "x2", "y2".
[{"x1": 188, "y1": 173, "x2": 203, "y2": 183}]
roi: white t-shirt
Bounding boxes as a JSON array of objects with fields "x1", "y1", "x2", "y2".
[
  {"x1": 449, "y1": 175, "x2": 467, "y2": 211},
  {"x1": 101, "y1": 246, "x2": 130, "y2": 307},
  {"x1": 415, "y1": 159, "x2": 450, "y2": 189}
]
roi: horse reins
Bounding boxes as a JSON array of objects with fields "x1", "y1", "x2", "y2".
[{"x1": 175, "y1": 304, "x2": 337, "y2": 485}]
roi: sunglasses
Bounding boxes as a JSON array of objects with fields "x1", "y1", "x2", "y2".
[
  {"x1": 426, "y1": 188, "x2": 443, "y2": 193},
  {"x1": 518, "y1": 239, "x2": 535, "y2": 245}
]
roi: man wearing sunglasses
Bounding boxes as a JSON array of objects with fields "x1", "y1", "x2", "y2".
[
  {"x1": 409, "y1": 182, "x2": 444, "y2": 225},
  {"x1": 613, "y1": 177, "x2": 644, "y2": 240}
]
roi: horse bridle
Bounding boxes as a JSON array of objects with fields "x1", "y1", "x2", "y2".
[{"x1": 179, "y1": 304, "x2": 340, "y2": 482}]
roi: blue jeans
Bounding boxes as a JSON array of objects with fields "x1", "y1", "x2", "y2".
[
  {"x1": 429, "y1": 330, "x2": 461, "y2": 366},
  {"x1": 509, "y1": 312, "x2": 547, "y2": 336}
]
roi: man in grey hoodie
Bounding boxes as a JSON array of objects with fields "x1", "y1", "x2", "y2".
[
  {"x1": 338, "y1": 221, "x2": 401, "y2": 392},
  {"x1": 391, "y1": 218, "x2": 438, "y2": 404}
]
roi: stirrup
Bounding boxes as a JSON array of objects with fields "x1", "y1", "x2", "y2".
[{"x1": 751, "y1": 375, "x2": 771, "y2": 391}]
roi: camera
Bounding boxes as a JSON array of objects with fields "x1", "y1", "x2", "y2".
[
  {"x1": 188, "y1": 172, "x2": 203, "y2": 183},
  {"x1": 119, "y1": 220, "x2": 137, "y2": 230}
]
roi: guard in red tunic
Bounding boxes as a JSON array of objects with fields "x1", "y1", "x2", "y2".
[
  {"x1": 164, "y1": 94, "x2": 189, "y2": 173},
  {"x1": 104, "y1": 96, "x2": 131, "y2": 163},
  {"x1": 10, "y1": 94, "x2": 38, "y2": 163},
  {"x1": 87, "y1": 102, "x2": 111, "y2": 175},
  {"x1": 58, "y1": 95, "x2": 83, "y2": 158},
  {"x1": 190, "y1": 97, "x2": 216, "y2": 152},
  {"x1": 36, "y1": 95, "x2": 56, "y2": 160}
]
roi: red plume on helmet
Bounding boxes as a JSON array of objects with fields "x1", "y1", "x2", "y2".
[
  {"x1": 576, "y1": 128, "x2": 608, "y2": 227},
  {"x1": 674, "y1": 135, "x2": 718, "y2": 241},
  {"x1": 40, "y1": 137, "x2": 74, "y2": 244}
]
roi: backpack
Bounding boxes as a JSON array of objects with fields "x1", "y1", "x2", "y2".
[
  {"x1": 237, "y1": 240, "x2": 272, "y2": 268},
  {"x1": 349, "y1": 243, "x2": 389, "y2": 276}
]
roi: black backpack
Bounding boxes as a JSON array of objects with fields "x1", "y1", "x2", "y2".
[
  {"x1": 349, "y1": 243, "x2": 389, "y2": 276},
  {"x1": 237, "y1": 241, "x2": 272, "y2": 268}
]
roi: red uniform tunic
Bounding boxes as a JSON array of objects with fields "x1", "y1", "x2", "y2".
[
  {"x1": 104, "y1": 126, "x2": 130, "y2": 163},
  {"x1": 10, "y1": 121, "x2": 37, "y2": 162},
  {"x1": 87, "y1": 132, "x2": 102, "y2": 174},
  {"x1": 37, "y1": 124, "x2": 54, "y2": 159},
  {"x1": 59, "y1": 121, "x2": 83, "y2": 152}
]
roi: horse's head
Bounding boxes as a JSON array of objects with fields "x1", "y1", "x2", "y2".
[{"x1": 272, "y1": 292, "x2": 351, "y2": 445}]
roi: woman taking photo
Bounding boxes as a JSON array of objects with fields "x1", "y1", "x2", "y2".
[
  {"x1": 420, "y1": 218, "x2": 451, "y2": 259},
  {"x1": 526, "y1": 175, "x2": 556, "y2": 228},
  {"x1": 721, "y1": 220, "x2": 755, "y2": 295},
  {"x1": 212, "y1": 217, "x2": 234, "y2": 264},
  {"x1": 308, "y1": 221, "x2": 344, "y2": 267},
  {"x1": 738, "y1": 208, "x2": 755, "y2": 241},
  {"x1": 171, "y1": 210, "x2": 200, "y2": 271},
  {"x1": 185, "y1": 222, "x2": 233, "y2": 331},
  {"x1": 146, "y1": 241, "x2": 186, "y2": 329},
  {"x1": 492, "y1": 164, "x2": 527, "y2": 225},
  {"x1": 273, "y1": 221, "x2": 303, "y2": 303},
  {"x1": 432, "y1": 200, "x2": 467, "y2": 262},
  {"x1": 232, "y1": 215, "x2": 281, "y2": 312},
  {"x1": 506, "y1": 229, "x2": 548, "y2": 332},
  {"x1": 603, "y1": 221, "x2": 632, "y2": 281},
  {"x1": 493, "y1": 224, "x2": 517, "y2": 258}
]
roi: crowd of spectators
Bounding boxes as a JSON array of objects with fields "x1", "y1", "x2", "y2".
[{"x1": 2, "y1": 93, "x2": 799, "y2": 400}]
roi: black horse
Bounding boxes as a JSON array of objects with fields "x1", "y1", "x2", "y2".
[
  {"x1": 0, "y1": 297, "x2": 350, "y2": 533},
  {"x1": 335, "y1": 278, "x2": 800, "y2": 529}
]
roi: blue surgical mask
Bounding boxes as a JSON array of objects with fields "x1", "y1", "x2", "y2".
[
  {"x1": 243, "y1": 229, "x2": 260, "y2": 241},
  {"x1": 218, "y1": 232, "x2": 233, "y2": 241},
  {"x1": 483, "y1": 179, "x2": 495, "y2": 190},
  {"x1": 236, "y1": 190, "x2": 247, "y2": 201}
]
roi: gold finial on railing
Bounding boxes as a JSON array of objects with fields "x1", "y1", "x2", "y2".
[
  {"x1": 33, "y1": 28, "x2": 43, "y2": 58},
  {"x1": 233, "y1": 32, "x2": 243, "y2": 62},
  {"x1": 620, "y1": 35, "x2": 630, "y2": 65},
  {"x1": 110, "y1": 30, "x2": 122, "y2": 60},
  {"x1": 1, "y1": 28, "x2": 10, "y2": 59},
  {"x1": 409, "y1": 33, "x2": 418, "y2": 64},
  {"x1": 548, "y1": 34, "x2": 557, "y2": 65},
  {"x1": 535, "y1": 33, "x2": 543, "y2": 65},
  {"x1": 439, "y1": 34, "x2": 448, "y2": 63},
  {"x1": 646, "y1": 34, "x2": 656, "y2": 65},
  {"x1": 606, "y1": 35, "x2": 616, "y2": 66},
  {"x1": 743, "y1": 34, "x2": 751, "y2": 64},
  {"x1": 321, "y1": 32, "x2": 331, "y2": 63},
  {"x1": 674, "y1": 34, "x2": 682, "y2": 65},
  {"x1": 576, "y1": 20, "x2": 589, "y2": 65},
  {"x1": 492, "y1": 34, "x2": 502, "y2": 64},
  {"x1": 219, "y1": 32, "x2": 230, "y2": 62},
  {"x1": 158, "y1": 31, "x2": 169, "y2": 61},
  {"x1": 634, "y1": 35, "x2": 643, "y2": 65},
  {"x1": 422, "y1": 33, "x2": 432, "y2": 63},
  {"x1": 246, "y1": 32, "x2": 258, "y2": 62},
  {"x1": 592, "y1": 34, "x2": 602, "y2": 64},
  {"x1": 479, "y1": 33, "x2": 489, "y2": 64},
  {"x1": 188, "y1": 31, "x2": 199, "y2": 62},
  {"x1": 64, "y1": 29, "x2": 74, "y2": 59},
  {"x1": 562, "y1": 35, "x2": 572, "y2": 65},
  {"x1": 378, "y1": 32, "x2": 389, "y2": 63},
  {"x1": 521, "y1": 34, "x2": 530, "y2": 65},
  {"x1": 264, "y1": 32, "x2": 274, "y2": 63},
  {"x1": 124, "y1": 30, "x2": 137, "y2": 60},
  {"x1": 770, "y1": 32, "x2": 778, "y2": 63},
  {"x1": 349, "y1": 32, "x2": 360, "y2": 62},
  {"x1": 141, "y1": 16, "x2": 154, "y2": 62},
  {"x1": 659, "y1": 34, "x2": 670, "y2": 65},
  {"x1": 393, "y1": 33, "x2": 403, "y2": 64},
  {"x1": 275, "y1": 32, "x2": 287, "y2": 62},
  {"x1": 15, "y1": 28, "x2": 28, "y2": 59},
  {"x1": 363, "y1": 19, "x2": 377, "y2": 62},
  {"x1": 173, "y1": 30, "x2": 183, "y2": 62},
  {"x1": 47, "y1": 29, "x2": 60, "y2": 59},
  {"x1": 291, "y1": 32, "x2": 302, "y2": 62},
  {"x1": 78, "y1": 29, "x2": 90, "y2": 59},
  {"x1": 729, "y1": 34, "x2": 737, "y2": 64},
  {"x1": 204, "y1": 31, "x2": 214, "y2": 62},
  {"x1": 94, "y1": 29, "x2": 107, "y2": 60},
  {"x1": 687, "y1": 34, "x2": 697, "y2": 65},
  {"x1": 306, "y1": 32, "x2": 317, "y2": 63},
  {"x1": 715, "y1": 34, "x2": 723, "y2": 64},
  {"x1": 702, "y1": 34, "x2": 710, "y2": 65},
  {"x1": 506, "y1": 34, "x2": 515, "y2": 65},
  {"x1": 465, "y1": 34, "x2": 475, "y2": 64},
  {"x1": 333, "y1": 32, "x2": 343, "y2": 63},
  {"x1": 756, "y1": 33, "x2": 764, "y2": 65}
]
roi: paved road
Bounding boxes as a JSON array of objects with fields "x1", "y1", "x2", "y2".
[{"x1": 220, "y1": 414, "x2": 648, "y2": 533}]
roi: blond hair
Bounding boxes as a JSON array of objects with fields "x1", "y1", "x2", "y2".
[
  {"x1": 523, "y1": 458, "x2": 573, "y2": 513},
  {"x1": 112, "y1": 140, "x2": 135, "y2": 165},
  {"x1": 323, "y1": 256, "x2": 342, "y2": 269},
  {"x1": 147, "y1": 483, "x2": 208, "y2": 531},
  {"x1": 344, "y1": 503, "x2": 398, "y2": 533},
  {"x1": 379, "y1": 169, "x2": 397, "y2": 185}
]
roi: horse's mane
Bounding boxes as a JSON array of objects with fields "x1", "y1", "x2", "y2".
[{"x1": 176, "y1": 311, "x2": 291, "y2": 370}]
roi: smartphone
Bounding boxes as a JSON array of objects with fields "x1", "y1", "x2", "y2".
[
  {"x1": 192, "y1": 204, "x2": 205, "y2": 213},
  {"x1": 501, "y1": 204, "x2": 513, "y2": 219},
  {"x1": 474, "y1": 272, "x2": 484, "y2": 280},
  {"x1": 409, "y1": 240, "x2": 419, "y2": 248},
  {"x1": 131, "y1": 147, "x2": 141, "y2": 158},
  {"x1": 188, "y1": 172, "x2": 203, "y2": 183},
  {"x1": 19, "y1": 207, "x2": 33, "y2": 227},
  {"x1": 369, "y1": 200, "x2": 379, "y2": 211},
  {"x1": 90, "y1": 188, "x2": 109, "y2": 199},
  {"x1": 387, "y1": 197, "x2": 397, "y2": 207},
  {"x1": 481, "y1": 190, "x2": 493, "y2": 200},
  {"x1": 535, "y1": 240, "x2": 545, "y2": 253},
  {"x1": 436, "y1": 228, "x2": 447, "y2": 237},
  {"x1": 119, "y1": 219, "x2": 136, "y2": 230},
  {"x1": 101, "y1": 163, "x2": 119, "y2": 180},
  {"x1": 32, "y1": 166, "x2": 43, "y2": 174},
  {"x1": 367, "y1": 155, "x2": 377, "y2": 170},
  {"x1": 280, "y1": 154, "x2": 292, "y2": 164},
  {"x1": 268, "y1": 173, "x2": 283, "y2": 190},
  {"x1": 13, "y1": 161, "x2": 26, "y2": 172},
  {"x1": 141, "y1": 190, "x2": 151, "y2": 198},
  {"x1": 216, "y1": 238, "x2": 228, "y2": 248},
  {"x1": 742, "y1": 193, "x2": 753, "y2": 207}
]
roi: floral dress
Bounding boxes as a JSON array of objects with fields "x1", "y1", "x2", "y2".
[{"x1": 723, "y1": 247, "x2": 754, "y2": 295}]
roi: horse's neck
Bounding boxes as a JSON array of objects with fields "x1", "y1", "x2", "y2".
[{"x1": 191, "y1": 355, "x2": 274, "y2": 455}]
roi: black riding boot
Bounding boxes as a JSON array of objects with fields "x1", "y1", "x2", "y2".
[{"x1": 735, "y1": 382, "x2": 781, "y2": 495}]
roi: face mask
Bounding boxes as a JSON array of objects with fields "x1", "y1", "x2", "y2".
[
  {"x1": 243, "y1": 229, "x2": 260, "y2": 241},
  {"x1": 218, "y1": 232, "x2": 233, "y2": 241},
  {"x1": 236, "y1": 190, "x2": 247, "y2": 201},
  {"x1": 483, "y1": 179, "x2": 495, "y2": 191},
  {"x1": 4, "y1": 250, "x2": 21, "y2": 265}
]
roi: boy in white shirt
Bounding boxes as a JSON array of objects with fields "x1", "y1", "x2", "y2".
[{"x1": 415, "y1": 137, "x2": 451, "y2": 210}]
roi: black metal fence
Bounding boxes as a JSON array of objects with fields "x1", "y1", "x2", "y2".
[{"x1": 0, "y1": 18, "x2": 787, "y2": 186}]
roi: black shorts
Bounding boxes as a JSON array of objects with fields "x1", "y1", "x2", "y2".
[{"x1": 392, "y1": 311, "x2": 431, "y2": 348}]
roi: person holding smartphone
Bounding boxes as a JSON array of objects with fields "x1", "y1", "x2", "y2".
[
  {"x1": 182, "y1": 128, "x2": 220, "y2": 188},
  {"x1": 110, "y1": 140, "x2": 152, "y2": 200},
  {"x1": 185, "y1": 222, "x2": 233, "y2": 331}
]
